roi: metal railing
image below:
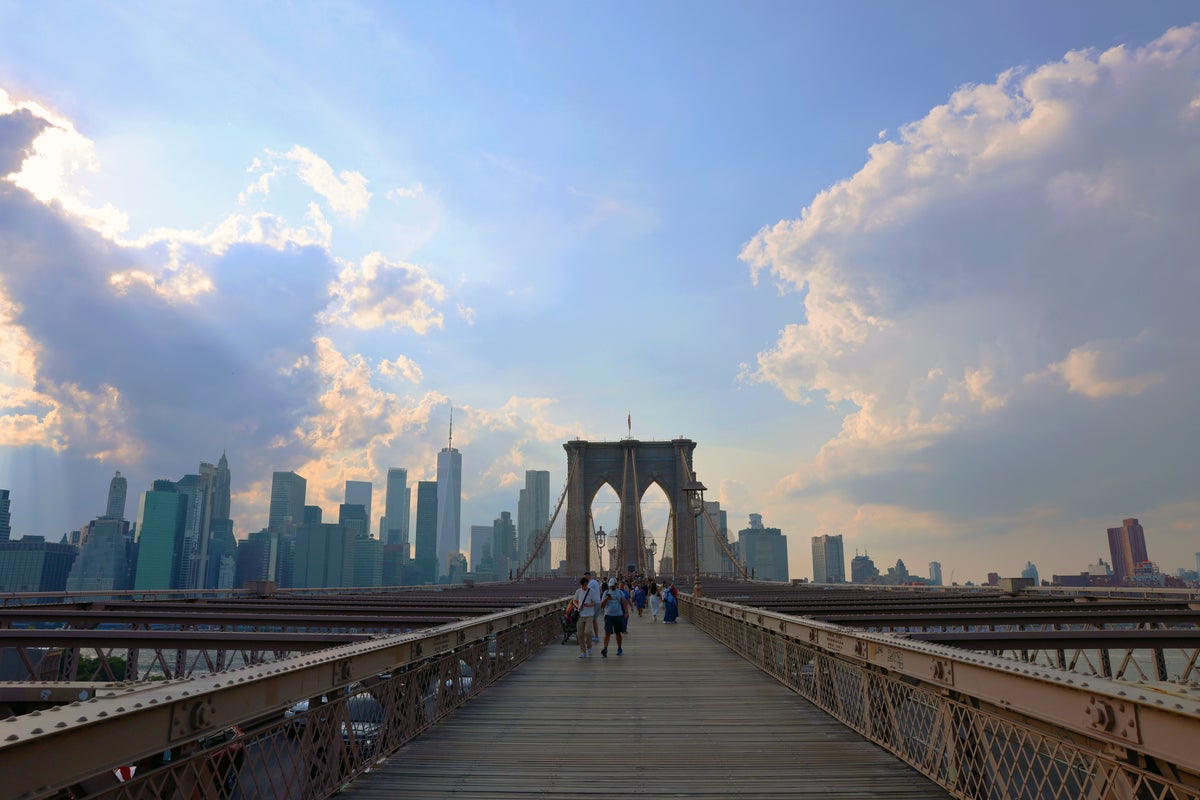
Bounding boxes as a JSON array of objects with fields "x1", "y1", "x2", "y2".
[
  {"x1": 0, "y1": 598, "x2": 565, "y2": 800},
  {"x1": 685, "y1": 594, "x2": 1200, "y2": 800}
]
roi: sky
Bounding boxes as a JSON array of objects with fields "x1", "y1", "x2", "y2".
[{"x1": 1, "y1": 1, "x2": 1198, "y2": 584}]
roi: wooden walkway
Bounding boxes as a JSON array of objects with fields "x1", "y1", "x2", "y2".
[{"x1": 341, "y1": 611, "x2": 950, "y2": 799}]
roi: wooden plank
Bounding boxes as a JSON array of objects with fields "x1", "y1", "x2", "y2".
[{"x1": 341, "y1": 613, "x2": 951, "y2": 798}]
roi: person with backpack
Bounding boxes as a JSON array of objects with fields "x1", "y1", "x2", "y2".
[{"x1": 599, "y1": 579, "x2": 632, "y2": 657}]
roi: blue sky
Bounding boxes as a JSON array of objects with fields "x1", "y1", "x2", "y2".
[{"x1": 1, "y1": 2, "x2": 1198, "y2": 582}]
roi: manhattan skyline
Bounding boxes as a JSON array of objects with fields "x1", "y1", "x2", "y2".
[{"x1": 0, "y1": 3, "x2": 1198, "y2": 582}]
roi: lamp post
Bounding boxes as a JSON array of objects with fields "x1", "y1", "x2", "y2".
[
  {"x1": 682, "y1": 478, "x2": 706, "y2": 597},
  {"x1": 594, "y1": 525, "x2": 607, "y2": 574}
]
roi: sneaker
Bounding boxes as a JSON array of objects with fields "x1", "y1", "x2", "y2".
[
  {"x1": 600, "y1": 648, "x2": 608, "y2": 658},
  {"x1": 617, "y1": 648, "x2": 623, "y2": 655},
  {"x1": 587, "y1": 648, "x2": 592, "y2": 656},
  {"x1": 592, "y1": 636, "x2": 600, "y2": 642},
  {"x1": 578, "y1": 653, "x2": 587, "y2": 659}
]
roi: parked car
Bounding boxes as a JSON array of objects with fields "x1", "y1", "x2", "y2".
[{"x1": 341, "y1": 692, "x2": 386, "y2": 758}]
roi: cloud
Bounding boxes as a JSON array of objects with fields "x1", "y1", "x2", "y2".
[
  {"x1": 387, "y1": 182, "x2": 425, "y2": 200},
  {"x1": 740, "y1": 26, "x2": 1200, "y2": 533},
  {"x1": 321, "y1": 252, "x2": 447, "y2": 334},
  {"x1": 378, "y1": 354, "x2": 423, "y2": 384},
  {"x1": 1046, "y1": 331, "x2": 1170, "y2": 399},
  {"x1": 285, "y1": 146, "x2": 371, "y2": 220}
]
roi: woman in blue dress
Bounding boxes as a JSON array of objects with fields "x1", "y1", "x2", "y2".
[
  {"x1": 632, "y1": 583, "x2": 648, "y2": 617},
  {"x1": 662, "y1": 580, "x2": 679, "y2": 623}
]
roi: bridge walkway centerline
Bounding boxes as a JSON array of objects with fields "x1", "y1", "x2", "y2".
[{"x1": 340, "y1": 609, "x2": 950, "y2": 798}]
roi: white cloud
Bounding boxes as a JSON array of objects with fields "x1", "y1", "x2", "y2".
[
  {"x1": 285, "y1": 145, "x2": 371, "y2": 220},
  {"x1": 378, "y1": 354, "x2": 423, "y2": 384},
  {"x1": 387, "y1": 182, "x2": 425, "y2": 200},
  {"x1": 322, "y1": 252, "x2": 447, "y2": 334},
  {"x1": 1047, "y1": 331, "x2": 1169, "y2": 399},
  {"x1": 740, "y1": 26, "x2": 1200, "y2": 523}
]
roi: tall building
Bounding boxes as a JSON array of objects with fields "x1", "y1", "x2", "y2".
[
  {"x1": 104, "y1": 471, "x2": 128, "y2": 520},
  {"x1": 737, "y1": 515, "x2": 789, "y2": 582},
  {"x1": 0, "y1": 537, "x2": 77, "y2": 591},
  {"x1": 210, "y1": 452, "x2": 232, "y2": 522},
  {"x1": 294, "y1": 522, "x2": 356, "y2": 588},
  {"x1": 174, "y1": 472, "x2": 212, "y2": 590},
  {"x1": 133, "y1": 488, "x2": 188, "y2": 590},
  {"x1": 811, "y1": 534, "x2": 845, "y2": 583},
  {"x1": 1107, "y1": 518, "x2": 1148, "y2": 585},
  {"x1": 1020, "y1": 561, "x2": 1039, "y2": 585},
  {"x1": 384, "y1": 468, "x2": 411, "y2": 550},
  {"x1": 469, "y1": 524, "x2": 493, "y2": 571},
  {"x1": 697, "y1": 500, "x2": 733, "y2": 576},
  {"x1": 414, "y1": 481, "x2": 439, "y2": 584},
  {"x1": 339, "y1": 503, "x2": 369, "y2": 538},
  {"x1": 929, "y1": 560, "x2": 943, "y2": 586},
  {"x1": 268, "y1": 471, "x2": 307, "y2": 532},
  {"x1": 493, "y1": 511, "x2": 516, "y2": 580},
  {"x1": 345, "y1": 480, "x2": 373, "y2": 525},
  {"x1": 517, "y1": 470, "x2": 550, "y2": 576},
  {"x1": 436, "y1": 446, "x2": 462, "y2": 578},
  {"x1": 65, "y1": 517, "x2": 130, "y2": 592},
  {"x1": 851, "y1": 551, "x2": 878, "y2": 583},
  {"x1": 0, "y1": 488, "x2": 10, "y2": 542}
]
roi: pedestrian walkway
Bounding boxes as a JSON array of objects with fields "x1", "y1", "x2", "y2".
[{"x1": 340, "y1": 610, "x2": 950, "y2": 798}]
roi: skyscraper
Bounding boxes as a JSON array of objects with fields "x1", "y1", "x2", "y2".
[
  {"x1": 738, "y1": 515, "x2": 789, "y2": 582},
  {"x1": 414, "y1": 480, "x2": 439, "y2": 584},
  {"x1": 469, "y1": 524, "x2": 493, "y2": 571},
  {"x1": 698, "y1": 500, "x2": 732, "y2": 576},
  {"x1": 493, "y1": 510, "x2": 516, "y2": 580},
  {"x1": 268, "y1": 471, "x2": 307, "y2": 532},
  {"x1": 811, "y1": 534, "x2": 845, "y2": 583},
  {"x1": 928, "y1": 560, "x2": 943, "y2": 586},
  {"x1": 384, "y1": 468, "x2": 410, "y2": 550},
  {"x1": 0, "y1": 488, "x2": 10, "y2": 542},
  {"x1": 134, "y1": 488, "x2": 188, "y2": 590},
  {"x1": 210, "y1": 452, "x2": 232, "y2": 522},
  {"x1": 175, "y1": 472, "x2": 212, "y2": 590},
  {"x1": 105, "y1": 471, "x2": 128, "y2": 520},
  {"x1": 851, "y1": 551, "x2": 878, "y2": 583},
  {"x1": 517, "y1": 470, "x2": 550, "y2": 576},
  {"x1": 65, "y1": 517, "x2": 130, "y2": 592},
  {"x1": 345, "y1": 480, "x2": 373, "y2": 525},
  {"x1": 1107, "y1": 518, "x2": 1148, "y2": 585},
  {"x1": 436, "y1": 445, "x2": 462, "y2": 578}
]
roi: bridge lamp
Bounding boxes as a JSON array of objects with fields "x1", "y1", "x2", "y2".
[
  {"x1": 683, "y1": 478, "x2": 707, "y2": 597},
  {"x1": 595, "y1": 526, "x2": 606, "y2": 571},
  {"x1": 649, "y1": 539, "x2": 658, "y2": 578}
]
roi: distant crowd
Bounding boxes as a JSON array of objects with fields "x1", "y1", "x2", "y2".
[{"x1": 565, "y1": 572, "x2": 680, "y2": 659}]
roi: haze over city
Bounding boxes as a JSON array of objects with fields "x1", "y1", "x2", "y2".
[{"x1": 1, "y1": 2, "x2": 1198, "y2": 583}]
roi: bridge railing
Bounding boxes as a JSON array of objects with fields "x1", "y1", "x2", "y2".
[
  {"x1": 0, "y1": 598, "x2": 565, "y2": 800},
  {"x1": 684, "y1": 594, "x2": 1200, "y2": 800}
]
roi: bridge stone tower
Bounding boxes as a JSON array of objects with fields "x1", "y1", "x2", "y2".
[{"x1": 564, "y1": 438, "x2": 699, "y2": 584}]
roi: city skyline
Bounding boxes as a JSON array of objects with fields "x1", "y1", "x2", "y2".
[{"x1": 1, "y1": 5, "x2": 1198, "y2": 582}]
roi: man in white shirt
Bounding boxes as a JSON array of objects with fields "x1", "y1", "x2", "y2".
[{"x1": 573, "y1": 576, "x2": 600, "y2": 658}]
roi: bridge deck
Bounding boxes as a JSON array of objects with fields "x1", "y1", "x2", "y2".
[{"x1": 341, "y1": 611, "x2": 950, "y2": 798}]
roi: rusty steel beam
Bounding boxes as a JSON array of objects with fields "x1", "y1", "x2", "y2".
[
  {"x1": 687, "y1": 594, "x2": 1200, "y2": 775},
  {"x1": 908, "y1": 629, "x2": 1200, "y2": 649},
  {"x1": 0, "y1": 598, "x2": 567, "y2": 800},
  {"x1": 0, "y1": 629, "x2": 372, "y2": 650}
]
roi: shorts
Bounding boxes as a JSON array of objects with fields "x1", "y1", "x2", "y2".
[{"x1": 604, "y1": 614, "x2": 626, "y2": 634}]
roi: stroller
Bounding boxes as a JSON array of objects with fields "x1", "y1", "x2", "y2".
[{"x1": 560, "y1": 605, "x2": 579, "y2": 645}]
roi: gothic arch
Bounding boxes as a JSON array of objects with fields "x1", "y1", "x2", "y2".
[{"x1": 563, "y1": 438, "x2": 698, "y2": 582}]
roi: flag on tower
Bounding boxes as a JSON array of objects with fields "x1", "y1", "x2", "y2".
[{"x1": 627, "y1": 413, "x2": 631, "y2": 436}]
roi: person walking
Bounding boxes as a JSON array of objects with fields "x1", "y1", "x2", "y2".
[
  {"x1": 662, "y1": 580, "x2": 679, "y2": 623},
  {"x1": 632, "y1": 582, "x2": 647, "y2": 617},
  {"x1": 599, "y1": 579, "x2": 631, "y2": 657},
  {"x1": 573, "y1": 576, "x2": 599, "y2": 658},
  {"x1": 648, "y1": 580, "x2": 661, "y2": 621},
  {"x1": 585, "y1": 571, "x2": 602, "y2": 643}
]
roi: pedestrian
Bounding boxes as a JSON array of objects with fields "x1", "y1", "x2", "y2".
[
  {"x1": 632, "y1": 582, "x2": 647, "y2": 617},
  {"x1": 648, "y1": 580, "x2": 661, "y2": 621},
  {"x1": 573, "y1": 576, "x2": 599, "y2": 658},
  {"x1": 585, "y1": 570, "x2": 602, "y2": 643},
  {"x1": 599, "y1": 579, "x2": 631, "y2": 657},
  {"x1": 662, "y1": 580, "x2": 679, "y2": 623}
]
